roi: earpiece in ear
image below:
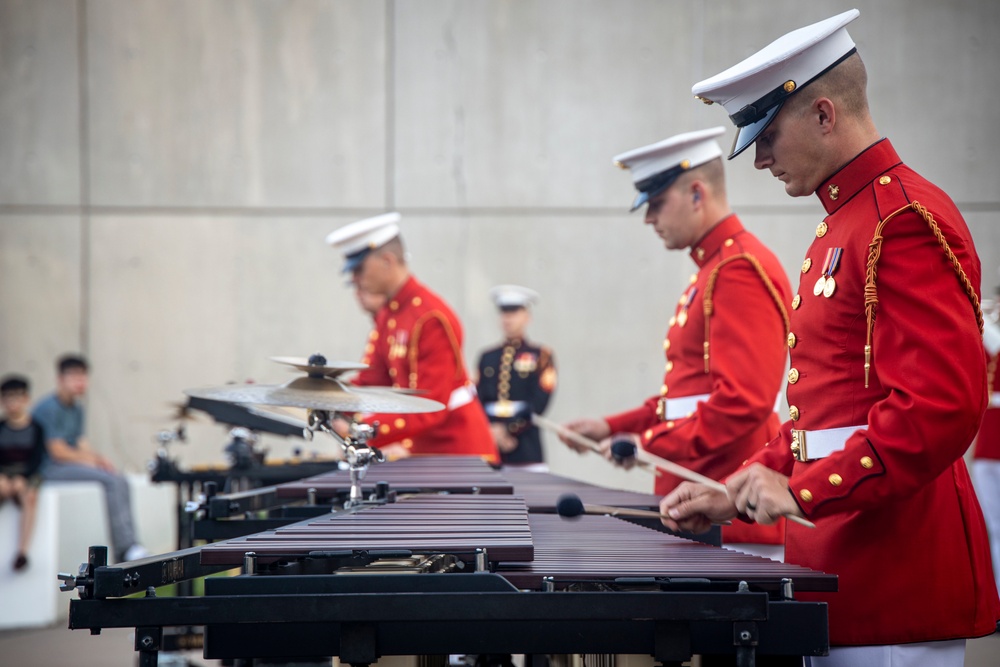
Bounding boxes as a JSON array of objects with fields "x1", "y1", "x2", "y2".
[{"x1": 693, "y1": 191, "x2": 701, "y2": 203}]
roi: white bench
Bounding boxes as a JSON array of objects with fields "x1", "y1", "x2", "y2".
[{"x1": 0, "y1": 474, "x2": 176, "y2": 630}]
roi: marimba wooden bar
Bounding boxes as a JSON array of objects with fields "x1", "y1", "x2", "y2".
[
  {"x1": 499, "y1": 513, "x2": 836, "y2": 591},
  {"x1": 200, "y1": 494, "x2": 534, "y2": 565},
  {"x1": 501, "y1": 467, "x2": 664, "y2": 511},
  {"x1": 276, "y1": 455, "x2": 514, "y2": 498}
]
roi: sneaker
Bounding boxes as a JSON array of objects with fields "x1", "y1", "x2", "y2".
[
  {"x1": 13, "y1": 553, "x2": 28, "y2": 571},
  {"x1": 123, "y1": 544, "x2": 151, "y2": 562}
]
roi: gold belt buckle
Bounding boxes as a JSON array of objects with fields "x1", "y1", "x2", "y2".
[
  {"x1": 791, "y1": 429, "x2": 807, "y2": 462},
  {"x1": 656, "y1": 397, "x2": 667, "y2": 422}
]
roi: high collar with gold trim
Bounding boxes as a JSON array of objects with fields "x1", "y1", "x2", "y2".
[
  {"x1": 690, "y1": 214, "x2": 745, "y2": 268},
  {"x1": 386, "y1": 275, "x2": 421, "y2": 313},
  {"x1": 815, "y1": 138, "x2": 903, "y2": 215}
]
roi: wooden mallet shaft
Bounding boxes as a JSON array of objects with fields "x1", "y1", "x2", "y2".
[
  {"x1": 532, "y1": 414, "x2": 660, "y2": 476},
  {"x1": 556, "y1": 493, "x2": 663, "y2": 520},
  {"x1": 534, "y1": 413, "x2": 815, "y2": 529}
]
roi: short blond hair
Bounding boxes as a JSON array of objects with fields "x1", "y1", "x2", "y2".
[{"x1": 786, "y1": 51, "x2": 870, "y2": 119}]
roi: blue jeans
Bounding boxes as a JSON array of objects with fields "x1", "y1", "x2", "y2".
[{"x1": 41, "y1": 461, "x2": 137, "y2": 557}]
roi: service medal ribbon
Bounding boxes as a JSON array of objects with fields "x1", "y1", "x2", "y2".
[
  {"x1": 822, "y1": 248, "x2": 843, "y2": 298},
  {"x1": 677, "y1": 287, "x2": 697, "y2": 327}
]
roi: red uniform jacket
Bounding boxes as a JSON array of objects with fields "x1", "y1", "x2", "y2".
[
  {"x1": 974, "y1": 342, "x2": 1000, "y2": 460},
  {"x1": 747, "y1": 139, "x2": 1000, "y2": 645},
  {"x1": 353, "y1": 276, "x2": 498, "y2": 463},
  {"x1": 605, "y1": 215, "x2": 789, "y2": 545}
]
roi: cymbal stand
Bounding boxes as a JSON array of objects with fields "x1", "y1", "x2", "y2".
[{"x1": 302, "y1": 409, "x2": 385, "y2": 508}]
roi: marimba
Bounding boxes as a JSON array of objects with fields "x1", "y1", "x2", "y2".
[{"x1": 64, "y1": 457, "x2": 832, "y2": 667}]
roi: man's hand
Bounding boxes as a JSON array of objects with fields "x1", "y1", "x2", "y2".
[
  {"x1": 377, "y1": 443, "x2": 411, "y2": 461},
  {"x1": 659, "y1": 482, "x2": 738, "y2": 534},
  {"x1": 94, "y1": 454, "x2": 116, "y2": 473},
  {"x1": 559, "y1": 418, "x2": 610, "y2": 454},
  {"x1": 601, "y1": 432, "x2": 639, "y2": 469},
  {"x1": 725, "y1": 463, "x2": 804, "y2": 525},
  {"x1": 331, "y1": 417, "x2": 351, "y2": 439},
  {"x1": 490, "y1": 423, "x2": 518, "y2": 454}
]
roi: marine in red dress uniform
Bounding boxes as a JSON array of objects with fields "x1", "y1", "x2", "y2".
[
  {"x1": 563, "y1": 128, "x2": 789, "y2": 550},
  {"x1": 353, "y1": 275, "x2": 497, "y2": 461},
  {"x1": 604, "y1": 213, "x2": 788, "y2": 547},
  {"x1": 974, "y1": 335, "x2": 1000, "y2": 462},
  {"x1": 749, "y1": 138, "x2": 998, "y2": 645},
  {"x1": 327, "y1": 213, "x2": 498, "y2": 463},
  {"x1": 674, "y1": 9, "x2": 1000, "y2": 653},
  {"x1": 972, "y1": 314, "x2": 1000, "y2": 593}
]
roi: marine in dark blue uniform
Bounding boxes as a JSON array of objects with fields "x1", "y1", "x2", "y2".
[{"x1": 476, "y1": 286, "x2": 557, "y2": 468}]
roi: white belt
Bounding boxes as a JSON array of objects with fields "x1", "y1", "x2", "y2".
[
  {"x1": 790, "y1": 425, "x2": 866, "y2": 462},
  {"x1": 991, "y1": 392, "x2": 1000, "y2": 409},
  {"x1": 656, "y1": 393, "x2": 710, "y2": 421},
  {"x1": 448, "y1": 383, "x2": 476, "y2": 410},
  {"x1": 483, "y1": 400, "x2": 527, "y2": 418},
  {"x1": 657, "y1": 392, "x2": 781, "y2": 422}
]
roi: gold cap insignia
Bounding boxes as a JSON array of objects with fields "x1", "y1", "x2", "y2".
[{"x1": 783, "y1": 80, "x2": 796, "y2": 93}]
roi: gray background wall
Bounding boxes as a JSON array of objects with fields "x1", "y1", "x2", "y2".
[{"x1": 2, "y1": 0, "x2": 998, "y2": 493}]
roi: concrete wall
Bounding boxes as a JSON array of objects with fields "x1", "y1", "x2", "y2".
[{"x1": 2, "y1": 0, "x2": 998, "y2": 493}]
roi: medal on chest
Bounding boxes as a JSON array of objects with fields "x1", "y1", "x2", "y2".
[
  {"x1": 513, "y1": 351, "x2": 538, "y2": 375},
  {"x1": 813, "y1": 247, "x2": 843, "y2": 298},
  {"x1": 676, "y1": 286, "x2": 698, "y2": 327},
  {"x1": 389, "y1": 330, "x2": 409, "y2": 360}
]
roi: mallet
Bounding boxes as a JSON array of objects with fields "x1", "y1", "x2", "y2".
[{"x1": 535, "y1": 413, "x2": 815, "y2": 529}]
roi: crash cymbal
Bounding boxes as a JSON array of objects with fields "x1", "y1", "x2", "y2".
[
  {"x1": 137, "y1": 401, "x2": 207, "y2": 424},
  {"x1": 245, "y1": 404, "x2": 309, "y2": 429},
  {"x1": 269, "y1": 356, "x2": 367, "y2": 378},
  {"x1": 185, "y1": 395, "x2": 306, "y2": 437},
  {"x1": 184, "y1": 377, "x2": 444, "y2": 414}
]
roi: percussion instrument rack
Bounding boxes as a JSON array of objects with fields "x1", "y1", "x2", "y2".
[{"x1": 61, "y1": 458, "x2": 833, "y2": 666}]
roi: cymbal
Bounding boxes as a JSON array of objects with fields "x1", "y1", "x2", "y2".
[
  {"x1": 137, "y1": 401, "x2": 207, "y2": 424},
  {"x1": 185, "y1": 395, "x2": 307, "y2": 437},
  {"x1": 246, "y1": 404, "x2": 309, "y2": 429},
  {"x1": 269, "y1": 357, "x2": 368, "y2": 378},
  {"x1": 184, "y1": 377, "x2": 444, "y2": 414}
]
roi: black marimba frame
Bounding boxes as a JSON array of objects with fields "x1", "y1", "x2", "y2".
[
  {"x1": 63, "y1": 462, "x2": 832, "y2": 666},
  {"x1": 69, "y1": 569, "x2": 828, "y2": 667}
]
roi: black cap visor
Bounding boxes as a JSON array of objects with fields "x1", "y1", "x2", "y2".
[
  {"x1": 343, "y1": 247, "x2": 373, "y2": 274},
  {"x1": 629, "y1": 164, "x2": 687, "y2": 212},
  {"x1": 728, "y1": 103, "x2": 781, "y2": 159}
]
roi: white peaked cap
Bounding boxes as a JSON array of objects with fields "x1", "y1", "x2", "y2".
[
  {"x1": 490, "y1": 284, "x2": 540, "y2": 309},
  {"x1": 612, "y1": 127, "x2": 726, "y2": 211},
  {"x1": 325, "y1": 212, "x2": 402, "y2": 272},
  {"x1": 691, "y1": 9, "x2": 860, "y2": 158}
]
